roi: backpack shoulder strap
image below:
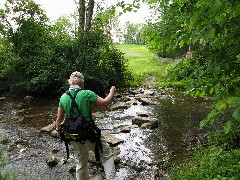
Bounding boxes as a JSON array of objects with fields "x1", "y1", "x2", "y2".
[{"x1": 65, "y1": 89, "x2": 81, "y2": 113}]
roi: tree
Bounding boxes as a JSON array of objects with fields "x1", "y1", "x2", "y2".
[
  {"x1": 0, "y1": 0, "x2": 130, "y2": 95},
  {"x1": 123, "y1": 21, "x2": 146, "y2": 45},
  {"x1": 0, "y1": 0, "x2": 56, "y2": 94},
  {"x1": 74, "y1": 0, "x2": 95, "y2": 32}
]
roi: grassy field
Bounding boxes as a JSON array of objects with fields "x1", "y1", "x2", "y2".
[{"x1": 115, "y1": 44, "x2": 182, "y2": 88}]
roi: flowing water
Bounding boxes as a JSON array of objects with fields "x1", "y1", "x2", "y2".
[{"x1": 0, "y1": 88, "x2": 212, "y2": 180}]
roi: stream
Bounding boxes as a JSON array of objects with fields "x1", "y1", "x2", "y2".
[{"x1": 0, "y1": 88, "x2": 212, "y2": 180}]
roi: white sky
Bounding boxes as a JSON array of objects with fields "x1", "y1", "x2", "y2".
[{"x1": 0, "y1": 0, "x2": 150, "y2": 24}]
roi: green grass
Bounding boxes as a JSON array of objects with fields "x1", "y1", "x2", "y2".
[{"x1": 115, "y1": 44, "x2": 184, "y2": 88}]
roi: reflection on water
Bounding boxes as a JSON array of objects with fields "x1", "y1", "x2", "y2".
[{"x1": 150, "y1": 89, "x2": 212, "y2": 162}]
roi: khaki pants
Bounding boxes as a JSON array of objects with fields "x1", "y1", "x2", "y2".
[{"x1": 71, "y1": 136, "x2": 116, "y2": 180}]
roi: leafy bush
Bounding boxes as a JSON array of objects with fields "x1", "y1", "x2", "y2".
[
  {"x1": 0, "y1": 0, "x2": 129, "y2": 96},
  {"x1": 171, "y1": 146, "x2": 240, "y2": 179}
]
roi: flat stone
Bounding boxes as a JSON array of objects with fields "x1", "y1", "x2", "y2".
[
  {"x1": 111, "y1": 102, "x2": 131, "y2": 111},
  {"x1": 92, "y1": 112, "x2": 105, "y2": 118},
  {"x1": 0, "y1": 97, "x2": 6, "y2": 101},
  {"x1": 40, "y1": 122, "x2": 56, "y2": 132},
  {"x1": 143, "y1": 89, "x2": 155, "y2": 96},
  {"x1": 132, "y1": 116, "x2": 158, "y2": 127},
  {"x1": 137, "y1": 97, "x2": 157, "y2": 105},
  {"x1": 103, "y1": 134, "x2": 124, "y2": 147}
]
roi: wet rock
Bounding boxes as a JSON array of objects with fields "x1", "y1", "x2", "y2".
[
  {"x1": 112, "y1": 146, "x2": 121, "y2": 165},
  {"x1": 40, "y1": 122, "x2": 56, "y2": 132},
  {"x1": 17, "y1": 109, "x2": 27, "y2": 115},
  {"x1": 19, "y1": 147, "x2": 27, "y2": 153},
  {"x1": 136, "y1": 112, "x2": 149, "y2": 117},
  {"x1": 143, "y1": 89, "x2": 155, "y2": 96},
  {"x1": 51, "y1": 130, "x2": 58, "y2": 138},
  {"x1": 121, "y1": 96, "x2": 131, "y2": 102},
  {"x1": 141, "y1": 121, "x2": 158, "y2": 129},
  {"x1": 110, "y1": 102, "x2": 131, "y2": 111},
  {"x1": 114, "y1": 92, "x2": 122, "y2": 99},
  {"x1": 137, "y1": 97, "x2": 157, "y2": 105},
  {"x1": 116, "y1": 125, "x2": 131, "y2": 133},
  {"x1": 132, "y1": 101, "x2": 138, "y2": 105},
  {"x1": 128, "y1": 89, "x2": 140, "y2": 95},
  {"x1": 90, "y1": 174, "x2": 103, "y2": 180},
  {"x1": 68, "y1": 163, "x2": 76, "y2": 173},
  {"x1": 88, "y1": 150, "x2": 96, "y2": 163},
  {"x1": 52, "y1": 148, "x2": 60, "y2": 154},
  {"x1": 0, "y1": 97, "x2": 6, "y2": 101},
  {"x1": 24, "y1": 96, "x2": 33, "y2": 101},
  {"x1": 116, "y1": 124, "x2": 139, "y2": 133},
  {"x1": 132, "y1": 116, "x2": 158, "y2": 128},
  {"x1": 103, "y1": 134, "x2": 124, "y2": 147},
  {"x1": 45, "y1": 155, "x2": 58, "y2": 167},
  {"x1": 15, "y1": 138, "x2": 26, "y2": 145},
  {"x1": 92, "y1": 112, "x2": 105, "y2": 119}
]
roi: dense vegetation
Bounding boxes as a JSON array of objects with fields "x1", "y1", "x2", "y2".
[
  {"x1": 0, "y1": 0, "x2": 129, "y2": 96},
  {"x1": 142, "y1": 0, "x2": 240, "y2": 179}
]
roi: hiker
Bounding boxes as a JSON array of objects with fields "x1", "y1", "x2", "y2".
[{"x1": 55, "y1": 71, "x2": 117, "y2": 180}]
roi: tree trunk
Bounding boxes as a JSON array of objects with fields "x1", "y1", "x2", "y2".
[
  {"x1": 78, "y1": 0, "x2": 85, "y2": 31},
  {"x1": 85, "y1": 0, "x2": 94, "y2": 31}
]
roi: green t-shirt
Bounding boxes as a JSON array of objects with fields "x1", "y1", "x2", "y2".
[{"x1": 59, "y1": 89, "x2": 98, "y2": 121}]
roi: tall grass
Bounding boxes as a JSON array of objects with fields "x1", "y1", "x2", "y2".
[{"x1": 115, "y1": 44, "x2": 183, "y2": 88}]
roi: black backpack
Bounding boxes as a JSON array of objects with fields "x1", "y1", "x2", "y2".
[
  {"x1": 60, "y1": 90, "x2": 102, "y2": 160},
  {"x1": 62, "y1": 90, "x2": 89, "y2": 143}
]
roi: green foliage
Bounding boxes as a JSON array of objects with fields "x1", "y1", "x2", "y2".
[
  {"x1": 162, "y1": 0, "x2": 240, "y2": 135},
  {"x1": 171, "y1": 146, "x2": 240, "y2": 179},
  {"x1": 123, "y1": 22, "x2": 146, "y2": 45},
  {"x1": 155, "y1": 0, "x2": 240, "y2": 178},
  {"x1": 143, "y1": 2, "x2": 190, "y2": 58},
  {"x1": 116, "y1": 0, "x2": 141, "y2": 15},
  {"x1": 0, "y1": 0, "x2": 128, "y2": 96}
]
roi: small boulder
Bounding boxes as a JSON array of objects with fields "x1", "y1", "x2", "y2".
[
  {"x1": 0, "y1": 97, "x2": 6, "y2": 101},
  {"x1": 24, "y1": 96, "x2": 33, "y2": 101},
  {"x1": 132, "y1": 116, "x2": 158, "y2": 128},
  {"x1": 103, "y1": 134, "x2": 124, "y2": 147},
  {"x1": 136, "y1": 112, "x2": 149, "y2": 117},
  {"x1": 116, "y1": 125, "x2": 131, "y2": 133},
  {"x1": 68, "y1": 163, "x2": 76, "y2": 173},
  {"x1": 137, "y1": 97, "x2": 157, "y2": 106},
  {"x1": 92, "y1": 112, "x2": 105, "y2": 119},
  {"x1": 40, "y1": 122, "x2": 56, "y2": 132},
  {"x1": 45, "y1": 155, "x2": 58, "y2": 167},
  {"x1": 111, "y1": 102, "x2": 131, "y2": 111},
  {"x1": 143, "y1": 89, "x2": 155, "y2": 96}
]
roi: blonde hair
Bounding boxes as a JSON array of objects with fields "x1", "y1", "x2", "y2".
[{"x1": 68, "y1": 71, "x2": 84, "y2": 87}]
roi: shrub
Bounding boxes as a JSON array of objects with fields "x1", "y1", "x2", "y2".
[{"x1": 171, "y1": 146, "x2": 240, "y2": 179}]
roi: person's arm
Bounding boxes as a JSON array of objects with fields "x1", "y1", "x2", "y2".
[
  {"x1": 96, "y1": 86, "x2": 116, "y2": 107},
  {"x1": 56, "y1": 107, "x2": 64, "y2": 139}
]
